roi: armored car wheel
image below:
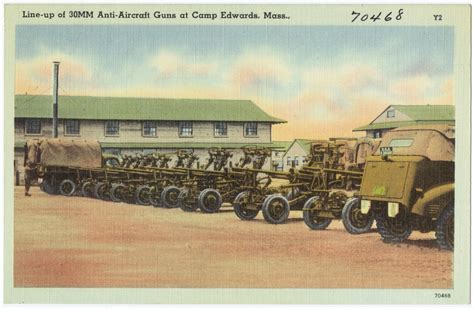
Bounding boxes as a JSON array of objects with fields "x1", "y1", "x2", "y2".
[
  {"x1": 198, "y1": 189, "x2": 223, "y2": 213},
  {"x1": 436, "y1": 204, "x2": 454, "y2": 251},
  {"x1": 59, "y1": 179, "x2": 76, "y2": 196},
  {"x1": 81, "y1": 181, "x2": 95, "y2": 198},
  {"x1": 233, "y1": 191, "x2": 259, "y2": 220},
  {"x1": 149, "y1": 187, "x2": 163, "y2": 207},
  {"x1": 341, "y1": 197, "x2": 374, "y2": 234},
  {"x1": 134, "y1": 185, "x2": 151, "y2": 206},
  {"x1": 303, "y1": 196, "x2": 332, "y2": 230},
  {"x1": 178, "y1": 188, "x2": 198, "y2": 212},
  {"x1": 262, "y1": 194, "x2": 290, "y2": 224},
  {"x1": 110, "y1": 183, "x2": 126, "y2": 202},
  {"x1": 375, "y1": 207, "x2": 412, "y2": 243},
  {"x1": 161, "y1": 186, "x2": 181, "y2": 208}
]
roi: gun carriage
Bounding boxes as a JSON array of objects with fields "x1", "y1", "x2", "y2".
[{"x1": 232, "y1": 138, "x2": 380, "y2": 233}]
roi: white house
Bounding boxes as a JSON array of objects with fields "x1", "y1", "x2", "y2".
[{"x1": 281, "y1": 139, "x2": 313, "y2": 171}]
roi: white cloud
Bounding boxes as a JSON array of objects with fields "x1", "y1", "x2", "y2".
[
  {"x1": 389, "y1": 74, "x2": 433, "y2": 99},
  {"x1": 229, "y1": 49, "x2": 292, "y2": 88},
  {"x1": 15, "y1": 51, "x2": 93, "y2": 95},
  {"x1": 150, "y1": 50, "x2": 217, "y2": 78}
]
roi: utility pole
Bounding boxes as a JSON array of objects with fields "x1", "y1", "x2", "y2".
[{"x1": 52, "y1": 61, "x2": 60, "y2": 138}]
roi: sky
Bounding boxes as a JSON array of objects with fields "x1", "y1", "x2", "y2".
[{"x1": 15, "y1": 25, "x2": 454, "y2": 140}]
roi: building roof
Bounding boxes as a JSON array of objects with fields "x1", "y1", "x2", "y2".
[
  {"x1": 271, "y1": 141, "x2": 293, "y2": 151},
  {"x1": 284, "y1": 139, "x2": 314, "y2": 157},
  {"x1": 353, "y1": 120, "x2": 455, "y2": 131},
  {"x1": 14, "y1": 95, "x2": 285, "y2": 123},
  {"x1": 392, "y1": 105, "x2": 454, "y2": 121},
  {"x1": 353, "y1": 105, "x2": 454, "y2": 132}
]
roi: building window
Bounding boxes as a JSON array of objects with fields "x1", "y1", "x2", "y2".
[
  {"x1": 286, "y1": 157, "x2": 292, "y2": 166},
  {"x1": 64, "y1": 120, "x2": 80, "y2": 135},
  {"x1": 179, "y1": 121, "x2": 193, "y2": 137},
  {"x1": 103, "y1": 148, "x2": 120, "y2": 156},
  {"x1": 244, "y1": 122, "x2": 258, "y2": 136},
  {"x1": 294, "y1": 156, "x2": 299, "y2": 166},
  {"x1": 214, "y1": 122, "x2": 227, "y2": 137},
  {"x1": 105, "y1": 121, "x2": 120, "y2": 136},
  {"x1": 374, "y1": 130, "x2": 382, "y2": 138},
  {"x1": 25, "y1": 119, "x2": 41, "y2": 135},
  {"x1": 387, "y1": 110, "x2": 395, "y2": 118},
  {"x1": 143, "y1": 148, "x2": 158, "y2": 155},
  {"x1": 143, "y1": 121, "x2": 157, "y2": 137}
]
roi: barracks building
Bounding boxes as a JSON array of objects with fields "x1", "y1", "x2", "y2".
[{"x1": 14, "y1": 95, "x2": 286, "y2": 184}]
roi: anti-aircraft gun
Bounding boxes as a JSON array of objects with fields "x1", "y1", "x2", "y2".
[{"x1": 232, "y1": 138, "x2": 380, "y2": 233}]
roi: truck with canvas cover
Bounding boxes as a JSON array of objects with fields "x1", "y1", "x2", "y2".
[
  {"x1": 24, "y1": 138, "x2": 121, "y2": 196},
  {"x1": 358, "y1": 125, "x2": 455, "y2": 250}
]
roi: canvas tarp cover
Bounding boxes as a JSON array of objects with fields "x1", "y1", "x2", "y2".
[
  {"x1": 38, "y1": 139, "x2": 102, "y2": 168},
  {"x1": 375, "y1": 125, "x2": 455, "y2": 162}
]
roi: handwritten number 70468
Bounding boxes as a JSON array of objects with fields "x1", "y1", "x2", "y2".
[{"x1": 351, "y1": 9, "x2": 404, "y2": 23}]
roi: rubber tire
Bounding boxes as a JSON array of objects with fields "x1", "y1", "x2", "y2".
[
  {"x1": 110, "y1": 183, "x2": 126, "y2": 203},
  {"x1": 233, "y1": 191, "x2": 259, "y2": 220},
  {"x1": 81, "y1": 181, "x2": 94, "y2": 198},
  {"x1": 178, "y1": 188, "x2": 198, "y2": 212},
  {"x1": 161, "y1": 186, "x2": 182, "y2": 208},
  {"x1": 93, "y1": 182, "x2": 108, "y2": 200},
  {"x1": 341, "y1": 197, "x2": 374, "y2": 234},
  {"x1": 198, "y1": 189, "x2": 223, "y2": 213},
  {"x1": 375, "y1": 211, "x2": 412, "y2": 243},
  {"x1": 262, "y1": 194, "x2": 290, "y2": 224},
  {"x1": 303, "y1": 196, "x2": 332, "y2": 230},
  {"x1": 59, "y1": 179, "x2": 76, "y2": 196},
  {"x1": 149, "y1": 187, "x2": 163, "y2": 207},
  {"x1": 134, "y1": 185, "x2": 152, "y2": 206},
  {"x1": 42, "y1": 178, "x2": 59, "y2": 195},
  {"x1": 435, "y1": 204, "x2": 454, "y2": 251}
]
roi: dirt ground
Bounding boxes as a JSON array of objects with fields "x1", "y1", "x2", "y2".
[{"x1": 14, "y1": 187, "x2": 452, "y2": 288}]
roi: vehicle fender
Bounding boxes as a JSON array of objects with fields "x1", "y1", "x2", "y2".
[{"x1": 411, "y1": 183, "x2": 454, "y2": 216}]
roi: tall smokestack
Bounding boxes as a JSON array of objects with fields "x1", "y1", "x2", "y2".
[{"x1": 52, "y1": 61, "x2": 60, "y2": 138}]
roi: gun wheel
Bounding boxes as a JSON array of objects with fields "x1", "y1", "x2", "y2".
[
  {"x1": 303, "y1": 196, "x2": 332, "y2": 230},
  {"x1": 341, "y1": 197, "x2": 374, "y2": 234},
  {"x1": 59, "y1": 179, "x2": 76, "y2": 196},
  {"x1": 161, "y1": 186, "x2": 181, "y2": 208},
  {"x1": 178, "y1": 188, "x2": 198, "y2": 212},
  {"x1": 93, "y1": 182, "x2": 110, "y2": 201},
  {"x1": 262, "y1": 194, "x2": 290, "y2": 224},
  {"x1": 198, "y1": 189, "x2": 223, "y2": 213},
  {"x1": 134, "y1": 185, "x2": 152, "y2": 206},
  {"x1": 436, "y1": 204, "x2": 454, "y2": 251},
  {"x1": 233, "y1": 191, "x2": 259, "y2": 220}
]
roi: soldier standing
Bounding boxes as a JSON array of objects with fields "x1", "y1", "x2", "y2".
[{"x1": 23, "y1": 141, "x2": 39, "y2": 197}]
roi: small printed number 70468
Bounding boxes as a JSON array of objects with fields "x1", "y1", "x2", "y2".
[
  {"x1": 351, "y1": 9, "x2": 404, "y2": 22},
  {"x1": 435, "y1": 293, "x2": 451, "y2": 298}
]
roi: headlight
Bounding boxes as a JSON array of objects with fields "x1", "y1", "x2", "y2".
[
  {"x1": 388, "y1": 202, "x2": 399, "y2": 217},
  {"x1": 361, "y1": 200, "x2": 371, "y2": 214}
]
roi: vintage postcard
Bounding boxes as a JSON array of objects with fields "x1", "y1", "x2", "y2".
[{"x1": 3, "y1": 3, "x2": 471, "y2": 304}]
